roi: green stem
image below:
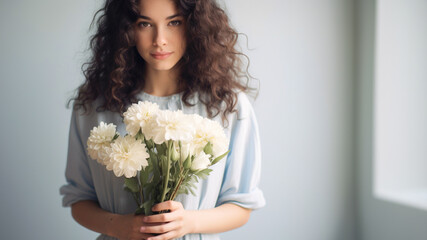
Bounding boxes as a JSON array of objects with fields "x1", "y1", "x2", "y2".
[
  {"x1": 169, "y1": 141, "x2": 183, "y2": 200},
  {"x1": 160, "y1": 140, "x2": 172, "y2": 202},
  {"x1": 131, "y1": 192, "x2": 140, "y2": 206},
  {"x1": 169, "y1": 177, "x2": 182, "y2": 201},
  {"x1": 139, "y1": 180, "x2": 144, "y2": 206},
  {"x1": 142, "y1": 135, "x2": 152, "y2": 152},
  {"x1": 170, "y1": 169, "x2": 187, "y2": 201},
  {"x1": 178, "y1": 141, "x2": 183, "y2": 172}
]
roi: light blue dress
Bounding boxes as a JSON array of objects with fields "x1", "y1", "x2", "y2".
[{"x1": 60, "y1": 91, "x2": 265, "y2": 240}]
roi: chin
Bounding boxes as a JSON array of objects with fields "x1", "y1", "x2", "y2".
[
  {"x1": 151, "y1": 62, "x2": 180, "y2": 71},
  {"x1": 153, "y1": 65, "x2": 175, "y2": 71}
]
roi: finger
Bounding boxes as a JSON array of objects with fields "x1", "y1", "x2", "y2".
[
  {"x1": 140, "y1": 221, "x2": 180, "y2": 234},
  {"x1": 143, "y1": 210, "x2": 181, "y2": 223},
  {"x1": 140, "y1": 233, "x2": 155, "y2": 239},
  {"x1": 152, "y1": 201, "x2": 182, "y2": 212},
  {"x1": 146, "y1": 230, "x2": 179, "y2": 240},
  {"x1": 128, "y1": 232, "x2": 154, "y2": 240},
  {"x1": 133, "y1": 214, "x2": 146, "y2": 223}
]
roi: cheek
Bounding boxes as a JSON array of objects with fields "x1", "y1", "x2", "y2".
[
  {"x1": 177, "y1": 32, "x2": 187, "y2": 51},
  {"x1": 135, "y1": 34, "x2": 152, "y2": 52}
]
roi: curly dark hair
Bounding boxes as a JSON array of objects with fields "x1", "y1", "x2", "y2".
[{"x1": 70, "y1": 0, "x2": 256, "y2": 122}]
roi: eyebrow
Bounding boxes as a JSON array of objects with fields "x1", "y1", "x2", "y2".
[{"x1": 138, "y1": 13, "x2": 181, "y2": 20}]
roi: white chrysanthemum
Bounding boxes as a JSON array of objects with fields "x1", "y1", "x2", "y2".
[
  {"x1": 186, "y1": 113, "x2": 204, "y2": 125},
  {"x1": 87, "y1": 122, "x2": 117, "y2": 165},
  {"x1": 123, "y1": 101, "x2": 160, "y2": 136},
  {"x1": 93, "y1": 145, "x2": 112, "y2": 166},
  {"x1": 106, "y1": 135, "x2": 149, "y2": 178},
  {"x1": 145, "y1": 110, "x2": 195, "y2": 144},
  {"x1": 191, "y1": 151, "x2": 211, "y2": 171},
  {"x1": 192, "y1": 118, "x2": 229, "y2": 158}
]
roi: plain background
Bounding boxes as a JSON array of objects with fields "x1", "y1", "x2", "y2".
[{"x1": 1, "y1": 0, "x2": 427, "y2": 239}]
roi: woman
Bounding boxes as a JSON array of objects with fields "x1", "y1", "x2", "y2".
[{"x1": 60, "y1": 0, "x2": 265, "y2": 239}]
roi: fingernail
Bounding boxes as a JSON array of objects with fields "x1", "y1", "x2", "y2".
[{"x1": 140, "y1": 226, "x2": 145, "y2": 232}]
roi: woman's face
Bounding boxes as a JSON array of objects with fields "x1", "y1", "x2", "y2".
[{"x1": 135, "y1": 0, "x2": 186, "y2": 72}]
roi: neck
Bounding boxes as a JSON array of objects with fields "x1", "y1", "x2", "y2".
[{"x1": 143, "y1": 67, "x2": 181, "y2": 97}]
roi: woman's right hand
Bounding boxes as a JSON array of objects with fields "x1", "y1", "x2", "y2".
[{"x1": 108, "y1": 213, "x2": 154, "y2": 240}]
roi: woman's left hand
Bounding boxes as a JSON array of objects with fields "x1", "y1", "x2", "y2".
[{"x1": 140, "y1": 201, "x2": 195, "y2": 240}]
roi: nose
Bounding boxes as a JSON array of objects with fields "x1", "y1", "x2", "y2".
[{"x1": 153, "y1": 26, "x2": 167, "y2": 47}]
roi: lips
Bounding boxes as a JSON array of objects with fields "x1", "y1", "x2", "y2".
[{"x1": 150, "y1": 52, "x2": 173, "y2": 60}]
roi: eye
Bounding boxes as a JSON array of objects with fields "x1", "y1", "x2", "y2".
[
  {"x1": 168, "y1": 20, "x2": 182, "y2": 26},
  {"x1": 138, "y1": 21, "x2": 152, "y2": 28}
]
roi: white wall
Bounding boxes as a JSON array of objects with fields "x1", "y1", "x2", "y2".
[
  {"x1": 0, "y1": 1, "x2": 99, "y2": 239},
  {"x1": 0, "y1": 0, "x2": 356, "y2": 239},
  {"x1": 374, "y1": 0, "x2": 427, "y2": 211},
  {"x1": 223, "y1": 0, "x2": 356, "y2": 239},
  {"x1": 357, "y1": 0, "x2": 427, "y2": 240}
]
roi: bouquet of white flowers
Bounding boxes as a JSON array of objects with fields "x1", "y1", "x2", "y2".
[{"x1": 87, "y1": 101, "x2": 229, "y2": 215}]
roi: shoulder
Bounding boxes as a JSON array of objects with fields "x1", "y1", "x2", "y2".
[
  {"x1": 71, "y1": 98, "x2": 104, "y2": 125},
  {"x1": 234, "y1": 91, "x2": 255, "y2": 120},
  {"x1": 70, "y1": 98, "x2": 124, "y2": 139},
  {"x1": 218, "y1": 91, "x2": 257, "y2": 135}
]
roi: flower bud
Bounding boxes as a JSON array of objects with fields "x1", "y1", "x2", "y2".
[
  {"x1": 184, "y1": 155, "x2": 192, "y2": 169},
  {"x1": 180, "y1": 143, "x2": 192, "y2": 161},
  {"x1": 191, "y1": 152, "x2": 211, "y2": 171},
  {"x1": 171, "y1": 142, "x2": 180, "y2": 161},
  {"x1": 160, "y1": 155, "x2": 168, "y2": 168}
]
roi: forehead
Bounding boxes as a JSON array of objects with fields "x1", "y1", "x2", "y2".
[{"x1": 138, "y1": 0, "x2": 178, "y2": 17}]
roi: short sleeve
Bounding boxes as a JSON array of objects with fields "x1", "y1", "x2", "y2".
[
  {"x1": 59, "y1": 109, "x2": 98, "y2": 207},
  {"x1": 216, "y1": 93, "x2": 266, "y2": 210}
]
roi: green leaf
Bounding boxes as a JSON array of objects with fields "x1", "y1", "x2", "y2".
[
  {"x1": 140, "y1": 168, "x2": 150, "y2": 185},
  {"x1": 203, "y1": 142, "x2": 213, "y2": 155},
  {"x1": 211, "y1": 150, "x2": 230, "y2": 165},
  {"x1": 135, "y1": 207, "x2": 144, "y2": 215},
  {"x1": 112, "y1": 133, "x2": 119, "y2": 141},
  {"x1": 144, "y1": 138, "x2": 154, "y2": 149},
  {"x1": 199, "y1": 168, "x2": 212, "y2": 175},
  {"x1": 124, "y1": 186, "x2": 133, "y2": 193},
  {"x1": 189, "y1": 187, "x2": 196, "y2": 196},
  {"x1": 196, "y1": 168, "x2": 213, "y2": 180},
  {"x1": 124, "y1": 177, "x2": 140, "y2": 193},
  {"x1": 143, "y1": 200, "x2": 155, "y2": 216},
  {"x1": 156, "y1": 143, "x2": 167, "y2": 155},
  {"x1": 135, "y1": 130, "x2": 143, "y2": 141},
  {"x1": 152, "y1": 163, "x2": 161, "y2": 183}
]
